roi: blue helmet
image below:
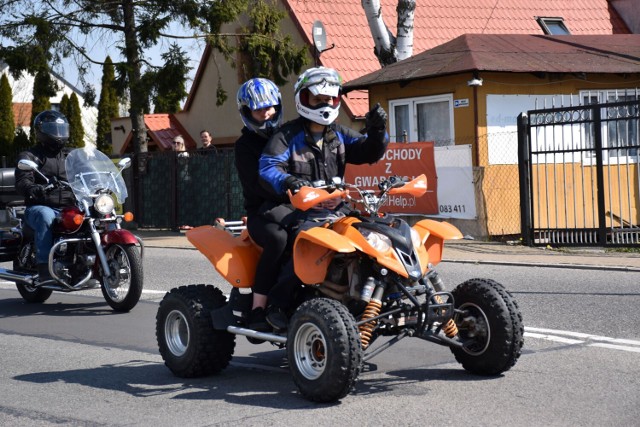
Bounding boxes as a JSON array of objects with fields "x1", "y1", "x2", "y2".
[{"x1": 236, "y1": 78, "x2": 283, "y2": 138}]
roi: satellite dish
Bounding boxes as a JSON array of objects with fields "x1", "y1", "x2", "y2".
[{"x1": 312, "y1": 20, "x2": 327, "y2": 52}]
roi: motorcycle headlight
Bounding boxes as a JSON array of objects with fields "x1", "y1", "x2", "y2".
[
  {"x1": 94, "y1": 194, "x2": 115, "y2": 215},
  {"x1": 410, "y1": 227, "x2": 422, "y2": 248},
  {"x1": 361, "y1": 229, "x2": 392, "y2": 252}
]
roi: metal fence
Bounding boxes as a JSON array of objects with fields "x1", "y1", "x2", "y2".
[
  {"x1": 122, "y1": 148, "x2": 244, "y2": 230},
  {"x1": 518, "y1": 99, "x2": 640, "y2": 247}
]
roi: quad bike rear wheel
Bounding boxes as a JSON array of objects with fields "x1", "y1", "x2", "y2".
[
  {"x1": 156, "y1": 284, "x2": 235, "y2": 378},
  {"x1": 450, "y1": 278, "x2": 524, "y2": 375},
  {"x1": 287, "y1": 298, "x2": 363, "y2": 403}
]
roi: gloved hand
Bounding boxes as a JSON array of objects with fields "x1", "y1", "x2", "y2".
[
  {"x1": 284, "y1": 176, "x2": 311, "y2": 194},
  {"x1": 27, "y1": 185, "x2": 46, "y2": 202},
  {"x1": 365, "y1": 102, "x2": 388, "y2": 132}
]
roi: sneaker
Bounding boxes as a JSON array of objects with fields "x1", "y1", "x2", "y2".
[
  {"x1": 266, "y1": 306, "x2": 288, "y2": 331},
  {"x1": 247, "y1": 307, "x2": 271, "y2": 332}
]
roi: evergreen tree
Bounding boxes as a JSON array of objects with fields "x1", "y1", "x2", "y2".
[
  {"x1": 96, "y1": 56, "x2": 118, "y2": 154},
  {"x1": 149, "y1": 44, "x2": 191, "y2": 114},
  {"x1": 0, "y1": 74, "x2": 15, "y2": 158},
  {"x1": 60, "y1": 93, "x2": 70, "y2": 118},
  {"x1": 67, "y1": 93, "x2": 85, "y2": 148},
  {"x1": 30, "y1": 69, "x2": 56, "y2": 143},
  {"x1": 13, "y1": 127, "x2": 31, "y2": 153}
]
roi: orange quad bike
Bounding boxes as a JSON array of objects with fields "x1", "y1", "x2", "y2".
[{"x1": 155, "y1": 174, "x2": 524, "y2": 403}]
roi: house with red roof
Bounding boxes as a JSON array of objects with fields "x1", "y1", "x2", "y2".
[{"x1": 111, "y1": 0, "x2": 637, "y2": 155}]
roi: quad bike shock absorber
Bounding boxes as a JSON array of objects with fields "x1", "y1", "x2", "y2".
[
  {"x1": 358, "y1": 278, "x2": 384, "y2": 349},
  {"x1": 427, "y1": 271, "x2": 458, "y2": 338}
]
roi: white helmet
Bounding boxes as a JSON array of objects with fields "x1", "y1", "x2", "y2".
[{"x1": 294, "y1": 67, "x2": 342, "y2": 126}]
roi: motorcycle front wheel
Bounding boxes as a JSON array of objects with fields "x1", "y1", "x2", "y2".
[
  {"x1": 287, "y1": 298, "x2": 363, "y2": 403},
  {"x1": 100, "y1": 244, "x2": 143, "y2": 312}
]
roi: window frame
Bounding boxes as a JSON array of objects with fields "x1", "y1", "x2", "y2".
[
  {"x1": 389, "y1": 94, "x2": 455, "y2": 144},
  {"x1": 536, "y1": 17, "x2": 570, "y2": 35}
]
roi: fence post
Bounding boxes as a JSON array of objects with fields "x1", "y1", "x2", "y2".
[{"x1": 517, "y1": 112, "x2": 532, "y2": 246}]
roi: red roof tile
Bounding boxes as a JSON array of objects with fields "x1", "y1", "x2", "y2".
[
  {"x1": 119, "y1": 114, "x2": 197, "y2": 154},
  {"x1": 284, "y1": 0, "x2": 629, "y2": 117}
]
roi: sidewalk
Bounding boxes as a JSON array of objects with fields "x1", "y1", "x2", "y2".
[{"x1": 133, "y1": 229, "x2": 640, "y2": 271}]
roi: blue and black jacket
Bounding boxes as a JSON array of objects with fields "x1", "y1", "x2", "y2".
[{"x1": 259, "y1": 117, "x2": 388, "y2": 199}]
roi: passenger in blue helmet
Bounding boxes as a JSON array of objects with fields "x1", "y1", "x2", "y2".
[{"x1": 234, "y1": 77, "x2": 289, "y2": 332}]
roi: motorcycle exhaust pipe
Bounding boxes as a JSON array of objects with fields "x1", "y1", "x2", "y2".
[{"x1": 0, "y1": 268, "x2": 35, "y2": 286}]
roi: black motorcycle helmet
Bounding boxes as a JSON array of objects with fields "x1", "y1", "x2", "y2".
[{"x1": 33, "y1": 110, "x2": 69, "y2": 152}]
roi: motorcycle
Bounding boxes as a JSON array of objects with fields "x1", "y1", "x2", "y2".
[
  {"x1": 0, "y1": 147, "x2": 144, "y2": 312},
  {"x1": 155, "y1": 174, "x2": 523, "y2": 402}
]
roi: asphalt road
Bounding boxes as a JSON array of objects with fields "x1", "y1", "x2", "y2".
[{"x1": 0, "y1": 248, "x2": 638, "y2": 426}]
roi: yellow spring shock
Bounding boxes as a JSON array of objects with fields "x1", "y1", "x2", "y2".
[
  {"x1": 358, "y1": 299, "x2": 382, "y2": 349},
  {"x1": 434, "y1": 294, "x2": 458, "y2": 338}
]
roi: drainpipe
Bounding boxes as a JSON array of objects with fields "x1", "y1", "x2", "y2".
[{"x1": 467, "y1": 72, "x2": 483, "y2": 166}]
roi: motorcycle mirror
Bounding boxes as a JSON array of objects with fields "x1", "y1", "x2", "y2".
[
  {"x1": 117, "y1": 157, "x2": 132, "y2": 170},
  {"x1": 18, "y1": 159, "x2": 50, "y2": 184},
  {"x1": 17, "y1": 159, "x2": 38, "y2": 171}
]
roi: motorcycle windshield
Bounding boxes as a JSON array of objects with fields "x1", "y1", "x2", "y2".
[{"x1": 65, "y1": 147, "x2": 128, "y2": 204}]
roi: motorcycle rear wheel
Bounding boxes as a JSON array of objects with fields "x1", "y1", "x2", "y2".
[
  {"x1": 450, "y1": 278, "x2": 524, "y2": 375},
  {"x1": 16, "y1": 283, "x2": 53, "y2": 303},
  {"x1": 287, "y1": 298, "x2": 363, "y2": 403},
  {"x1": 156, "y1": 284, "x2": 235, "y2": 377},
  {"x1": 100, "y1": 244, "x2": 143, "y2": 312}
]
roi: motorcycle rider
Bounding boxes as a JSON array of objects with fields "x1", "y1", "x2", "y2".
[
  {"x1": 234, "y1": 77, "x2": 289, "y2": 331},
  {"x1": 15, "y1": 110, "x2": 75, "y2": 284},
  {"x1": 259, "y1": 66, "x2": 389, "y2": 329}
]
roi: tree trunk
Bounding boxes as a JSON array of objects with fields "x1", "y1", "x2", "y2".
[
  {"x1": 122, "y1": 0, "x2": 147, "y2": 154},
  {"x1": 362, "y1": 0, "x2": 397, "y2": 66},
  {"x1": 396, "y1": 0, "x2": 415, "y2": 60}
]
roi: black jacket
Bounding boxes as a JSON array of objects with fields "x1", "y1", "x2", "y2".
[
  {"x1": 15, "y1": 144, "x2": 75, "y2": 207},
  {"x1": 234, "y1": 127, "x2": 277, "y2": 217}
]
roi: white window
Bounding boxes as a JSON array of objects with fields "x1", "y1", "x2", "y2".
[
  {"x1": 581, "y1": 89, "x2": 640, "y2": 164},
  {"x1": 389, "y1": 94, "x2": 454, "y2": 145}
]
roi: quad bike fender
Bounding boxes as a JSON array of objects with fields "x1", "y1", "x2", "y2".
[
  {"x1": 186, "y1": 226, "x2": 260, "y2": 288},
  {"x1": 413, "y1": 219, "x2": 463, "y2": 267},
  {"x1": 102, "y1": 229, "x2": 139, "y2": 245},
  {"x1": 293, "y1": 227, "x2": 356, "y2": 284}
]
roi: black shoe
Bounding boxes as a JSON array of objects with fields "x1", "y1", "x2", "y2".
[
  {"x1": 247, "y1": 307, "x2": 271, "y2": 332},
  {"x1": 266, "y1": 306, "x2": 288, "y2": 331},
  {"x1": 36, "y1": 263, "x2": 55, "y2": 285}
]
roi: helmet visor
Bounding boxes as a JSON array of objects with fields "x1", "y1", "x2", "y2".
[{"x1": 40, "y1": 121, "x2": 69, "y2": 138}]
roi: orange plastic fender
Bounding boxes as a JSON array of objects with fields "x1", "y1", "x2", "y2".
[
  {"x1": 186, "y1": 226, "x2": 260, "y2": 288},
  {"x1": 293, "y1": 226, "x2": 356, "y2": 284},
  {"x1": 413, "y1": 219, "x2": 463, "y2": 267}
]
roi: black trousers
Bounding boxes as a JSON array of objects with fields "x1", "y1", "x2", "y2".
[{"x1": 246, "y1": 214, "x2": 289, "y2": 296}]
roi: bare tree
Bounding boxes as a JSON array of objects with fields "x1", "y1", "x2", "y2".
[{"x1": 361, "y1": 0, "x2": 416, "y2": 66}]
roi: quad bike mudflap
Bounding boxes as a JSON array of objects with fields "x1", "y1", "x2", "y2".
[{"x1": 156, "y1": 175, "x2": 524, "y2": 403}]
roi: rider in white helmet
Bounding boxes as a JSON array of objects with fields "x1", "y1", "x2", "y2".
[{"x1": 257, "y1": 66, "x2": 389, "y2": 329}]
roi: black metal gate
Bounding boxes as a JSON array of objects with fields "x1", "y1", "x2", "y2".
[{"x1": 518, "y1": 99, "x2": 640, "y2": 247}]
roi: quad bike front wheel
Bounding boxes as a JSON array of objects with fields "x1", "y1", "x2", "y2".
[
  {"x1": 100, "y1": 244, "x2": 143, "y2": 312},
  {"x1": 156, "y1": 284, "x2": 235, "y2": 378},
  {"x1": 450, "y1": 278, "x2": 524, "y2": 375},
  {"x1": 287, "y1": 298, "x2": 363, "y2": 403}
]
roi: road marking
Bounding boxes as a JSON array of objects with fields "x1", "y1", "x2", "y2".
[{"x1": 525, "y1": 326, "x2": 640, "y2": 353}]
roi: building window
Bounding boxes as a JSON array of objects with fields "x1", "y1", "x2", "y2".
[
  {"x1": 389, "y1": 94, "x2": 454, "y2": 145},
  {"x1": 582, "y1": 89, "x2": 640, "y2": 163},
  {"x1": 536, "y1": 17, "x2": 570, "y2": 35}
]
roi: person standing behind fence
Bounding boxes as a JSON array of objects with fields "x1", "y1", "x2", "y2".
[
  {"x1": 199, "y1": 130, "x2": 217, "y2": 154},
  {"x1": 234, "y1": 77, "x2": 288, "y2": 332}
]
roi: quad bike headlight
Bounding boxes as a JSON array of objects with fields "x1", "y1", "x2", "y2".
[
  {"x1": 361, "y1": 229, "x2": 392, "y2": 252},
  {"x1": 94, "y1": 194, "x2": 115, "y2": 215},
  {"x1": 410, "y1": 227, "x2": 422, "y2": 248}
]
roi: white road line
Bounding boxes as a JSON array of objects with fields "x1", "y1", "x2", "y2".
[
  {"x1": 526, "y1": 326, "x2": 640, "y2": 346},
  {"x1": 524, "y1": 332, "x2": 583, "y2": 345}
]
